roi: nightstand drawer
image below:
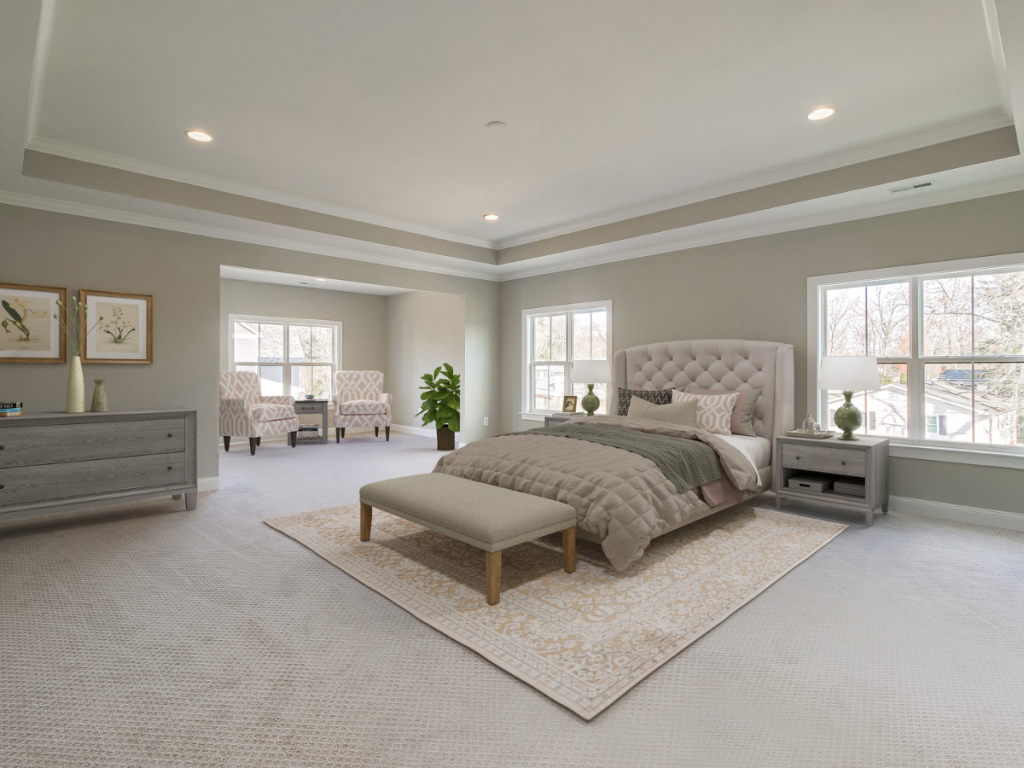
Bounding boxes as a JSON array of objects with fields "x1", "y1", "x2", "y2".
[
  {"x1": 781, "y1": 444, "x2": 865, "y2": 476},
  {"x1": 295, "y1": 404, "x2": 323, "y2": 413}
]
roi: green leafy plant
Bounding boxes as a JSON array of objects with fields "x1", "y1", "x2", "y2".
[
  {"x1": 417, "y1": 363, "x2": 461, "y2": 433},
  {"x1": 53, "y1": 296, "x2": 102, "y2": 357}
]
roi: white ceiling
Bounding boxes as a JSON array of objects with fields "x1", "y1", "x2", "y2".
[
  {"x1": 30, "y1": 0, "x2": 1012, "y2": 246},
  {"x1": 219, "y1": 266, "x2": 409, "y2": 295}
]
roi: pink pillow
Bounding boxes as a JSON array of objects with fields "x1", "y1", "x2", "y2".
[{"x1": 691, "y1": 388, "x2": 761, "y2": 436}]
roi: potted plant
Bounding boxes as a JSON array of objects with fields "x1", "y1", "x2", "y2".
[{"x1": 417, "y1": 363, "x2": 460, "y2": 451}]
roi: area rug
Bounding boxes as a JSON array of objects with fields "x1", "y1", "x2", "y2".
[{"x1": 266, "y1": 504, "x2": 845, "y2": 720}]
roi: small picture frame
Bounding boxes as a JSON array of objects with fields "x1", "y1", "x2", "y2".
[
  {"x1": 81, "y1": 290, "x2": 154, "y2": 364},
  {"x1": 562, "y1": 395, "x2": 579, "y2": 413},
  {"x1": 0, "y1": 282, "x2": 67, "y2": 363}
]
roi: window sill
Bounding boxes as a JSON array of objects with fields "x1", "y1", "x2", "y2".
[
  {"x1": 889, "y1": 442, "x2": 1024, "y2": 470},
  {"x1": 519, "y1": 412, "x2": 547, "y2": 422}
]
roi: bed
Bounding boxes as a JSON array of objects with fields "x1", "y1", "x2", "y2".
[{"x1": 434, "y1": 339, "x2": 795, "y2": 570}]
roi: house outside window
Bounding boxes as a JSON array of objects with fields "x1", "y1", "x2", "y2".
[
  {"x1": 522, "y1": 301, "x2": 612, "y2": 417},
  {"x1": 228, "y1": 315, "x2": 340, "y2": 400},
  {"x1": 810, "y1": 254, "x2": 1024, "y2": 462}
]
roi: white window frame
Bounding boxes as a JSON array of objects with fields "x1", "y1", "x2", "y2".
[
  {"x1": 808, "y1": 252, "x2": 1024, "y2": 469},
  {"x1": 228, "y1": 314, "x2": 341, "y2": 400},
  {"x1": 521, "y1": 300, "x2": 613, "y2": 421}
]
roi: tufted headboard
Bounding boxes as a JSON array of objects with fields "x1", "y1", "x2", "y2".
[{"x1": 612, "y1": 339, "x2": 795, "y2": 448}]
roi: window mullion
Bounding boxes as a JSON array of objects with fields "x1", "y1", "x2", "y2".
[{"x1": 909, "y1": 276, "x2": 924, "y2": 443}]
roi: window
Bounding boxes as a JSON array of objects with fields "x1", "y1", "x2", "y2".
[
  {"x1": 522, "y1": 301, "x2": 612, "y2": 417},
  {"x1": 229, "y1": 315, "x2": 340, "y2": 399},
  {"x1": 811, "y1": 255, "x2": 1024, "y2": 459}
]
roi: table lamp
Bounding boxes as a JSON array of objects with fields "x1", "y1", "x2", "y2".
[
  {"x1": 818, "y1": 356, "x2": 880, "y2": 440},
  {"x1": 571, "y1": 360, "x2": 612, "y2": 416}
]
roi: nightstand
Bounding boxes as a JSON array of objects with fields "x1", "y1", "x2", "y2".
[
  {"x1": 774, "y1": 434, "x2": 889, "y2": 525},
  {"x1": 543, "y1": 412, "x2": 588, "y2": 427}
]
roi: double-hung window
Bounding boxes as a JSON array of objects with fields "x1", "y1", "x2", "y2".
[
  {"x1": 229, "y1": 315, "x2": 340, "y2": 400},
  {"x1": 810, "y1": 254, "x2": 1024, "y2": 459},
  {"x1": 522, "y1": 301, "x2": 612, "y2": 417}
]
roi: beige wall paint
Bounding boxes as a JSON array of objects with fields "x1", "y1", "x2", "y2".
[
  {"x1": 0, "y1": 204, "x2": 501, "y2": 480},
  {"x1": 499, "y1": 190, "x2": 1024, "y2": 514},
  {"x1": 387, "y1": 291, "x2": 466, "y2": 431}
]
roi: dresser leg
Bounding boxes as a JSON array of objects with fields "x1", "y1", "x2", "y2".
[
  {"x1": 866, "y1": 508, "x2": 875, "y2": 526},
  {"x1": 775, "y1": 493, "x2": 784, "y2": 510},
  {"x1": 185, "y1": 491, "x2": 197, "y2": 511}
]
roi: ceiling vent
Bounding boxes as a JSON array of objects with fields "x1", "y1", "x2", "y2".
[{"x1": 890, "y1": 181, "x2": 934, "y2": 194}]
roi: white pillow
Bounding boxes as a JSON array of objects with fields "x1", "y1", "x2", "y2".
[{"x1": 672, "y1": 390, "x2": 740, "y2": 435}]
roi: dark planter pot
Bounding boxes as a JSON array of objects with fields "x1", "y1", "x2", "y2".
[{"x1": 436, "y1": 425, "x2": 456, "y2": 451}]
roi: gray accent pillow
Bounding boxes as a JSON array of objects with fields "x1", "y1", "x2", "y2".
[
  {"x1": 617, "y1": 387, "x2": 671, "y2": 416},
  {"x1": 627, "y1": 396, "x2": 698, "y2": 428}
]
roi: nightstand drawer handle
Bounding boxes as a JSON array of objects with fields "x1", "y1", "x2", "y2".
[
  {"x1": 167, "y1": 433, "x2": 173, "y2": 438},
  {"x1": 0, "y1": 484, "x2": 5, "y2": 489},
  {"x1": 841, "y1": 461, "x2": 846, "y2": 465},
  {"x1": 795, "y1": 456, "x2": 801, "y2": 460},
  {"x1": 167, "y1": 466, "x2": 173, "y2": 471}
]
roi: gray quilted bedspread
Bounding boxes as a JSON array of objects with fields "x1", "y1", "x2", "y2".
[
  {"x1": 433, "y1": 415, "x2": 762, "y2": 570},
  {"x1": 502, "y1": 423, "x2": 720, "y2": 495}
]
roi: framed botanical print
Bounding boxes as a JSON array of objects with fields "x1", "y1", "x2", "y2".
[
  {"x1": 0, "y1": 282, "x2": 67, "y2": 363},
  {"x1": 81, "y1": 290, "x2": 154, "y2": 364}
]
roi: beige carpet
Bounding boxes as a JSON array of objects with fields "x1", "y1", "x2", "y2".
[{"x1": 267, "y1": 503, "x2": 845, "y2": 720}]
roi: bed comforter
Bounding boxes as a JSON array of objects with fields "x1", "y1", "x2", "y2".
[{"x1": 432, "y1": 415, "x2": 763, "y2": 570}]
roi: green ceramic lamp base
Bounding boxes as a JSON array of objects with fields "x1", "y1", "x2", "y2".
[
  {"x1": 580, "y1": 384, "x2": 600, "y2": 417},
  {"x1": 834, "y1": 390, "x2": 862, "y2": 440}
]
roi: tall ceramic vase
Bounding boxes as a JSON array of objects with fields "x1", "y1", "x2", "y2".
[{"x1": 66, "y1": 355, "x2": 85, "y2": 413}]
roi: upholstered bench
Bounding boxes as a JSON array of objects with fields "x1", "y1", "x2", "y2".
[{"x1": 358, "y1": 473, "x2": 577, "y2": 605}]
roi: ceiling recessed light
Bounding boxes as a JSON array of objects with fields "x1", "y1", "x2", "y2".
[
  {"x1": 315, "y1": 278, "x2": 327, "y2": 282},
  {"x1": 486, "y1": 121, "x2": 507, "y2": 132},
  {"x1": 186, "y1": 130, "x2": 212, "y2": 142},
  {"x1": 483, "y1": 213, "x2": 500, "y2": 221},
  {"x1": 807, "y1": 107, "x2": 835, "y2": 121}
]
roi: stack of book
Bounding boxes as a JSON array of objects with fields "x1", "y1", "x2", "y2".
[{"x1": 0, "y1": 401, "x2": 24, "y2": 418}]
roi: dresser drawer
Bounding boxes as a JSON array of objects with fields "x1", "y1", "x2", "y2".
[
  {"x1": 0, "y1": 453, "x2": 187, "y2": 507},
  {"x1": 781, "y1": 444, "x2": 866, "y2": 477},
  {"x1": 0, "y1": 418, "x2": 185, "y2": 469}
]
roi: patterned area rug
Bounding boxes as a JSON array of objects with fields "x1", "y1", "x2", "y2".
[{"x1": 266, "y1": 504, "x2": 845, "y2": 720}]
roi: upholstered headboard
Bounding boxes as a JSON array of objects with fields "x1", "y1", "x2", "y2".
[{"x1": 612, "y1": 339, "x2": 795, "y2": 446}]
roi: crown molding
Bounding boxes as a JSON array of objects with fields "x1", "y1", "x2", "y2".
[
  {"x1": 0, "y1": 189, "x2": 500, "y2": 281},
  {"x1": 493, "y1": 113, "x2": 1015, "y2": 250},
  {"x1": 24, "y1": 0, "x2": 55, "y2": 144},
  {"x1": 23, "y1": 136, "x2": 495, "y2": 250}
]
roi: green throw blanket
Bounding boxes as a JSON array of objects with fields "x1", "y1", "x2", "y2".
[{"x1": 505, "y1": 423, "x2": 720, "y2": 494}]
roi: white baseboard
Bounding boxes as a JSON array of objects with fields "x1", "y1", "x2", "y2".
[
  {"x1": 198, "y1": 477, "x2": 220, "y2": 493},
  {"x1": 889, "y1": 496, "x2": 1024, "y2": 533}
]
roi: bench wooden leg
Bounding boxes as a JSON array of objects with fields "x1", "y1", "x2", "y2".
[
  {"x1": 562, "y1": 527, "x2": 576, "y2": 573},
  {"x1": 485, "y1": 550, "x2": 501, "y2": 605},
  {"x1": 360, "y1": 503, "x2": 372, "y2": 541}
]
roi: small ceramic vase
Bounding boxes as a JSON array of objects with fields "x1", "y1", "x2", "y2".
[{"x1": 91, "y1": 379, "x2": 109, "y2": 412}]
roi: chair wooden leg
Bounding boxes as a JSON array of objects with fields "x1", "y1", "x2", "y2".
[
  {"x1": 289, "y1": 431, "x2": 297, "y2": 447},
  {"x1": 256, "y1": 436, "x2": 261, "y2": 446},
  {"x1": 249, "y1": 437, "x2": 257, "y2": 455},
  {"x1": 341, "y1": 427, "x2": 345, "y2": 439},
  {"x1": 360, "y1": 503, "x2": 372, "y2": 541},
  {"x1": 562, "y1": 527, "x2": 576, "y2": 573},
  {"x1": 336, "y1": 427, "x2": 341, "y2": 443},
  {"x1": 375, "y1": 427, "x2": 379, "y2": 437},
  {"x1": 223, "y1": 436, "x2": 230, "y2": 452},
  {"x1": 385, "y1": 426, "x2": 390, "y2": 441},
  {"x1": 486, "y1": 550, "x2": 502, "y2": 605}
]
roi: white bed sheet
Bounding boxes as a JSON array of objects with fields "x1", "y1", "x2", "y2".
[{"x1": 715, "y1": 433, "x2": 771, "y2": 474}]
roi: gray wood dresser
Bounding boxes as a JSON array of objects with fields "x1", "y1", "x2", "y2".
[
  {"x1": 0, "y1": 409, "x2": 197, "y2": 523},
  {"x1": 774, "y1": 434, "x2": 889, "y2": 526}
]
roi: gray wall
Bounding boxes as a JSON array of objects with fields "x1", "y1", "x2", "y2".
[
  {"x1": 0, "y1": 204, "x2": 501, "y2": 480},
  {"x1": 219, "y1": 279, "x2": 389, "y2": 374},
  {"x1": 499, "y1": 190, "x2": 1024, "y2": 515},
  {"x1": 387, "y1": 291, "x2": 466, "y2": 430}
]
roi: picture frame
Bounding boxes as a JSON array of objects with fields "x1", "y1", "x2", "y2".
[
  {"x1": 0, "y1": 282, "x2": 67, "y2": 363},
  {"x1": 562, "y1": 395, "x2": 579, "y2": 413},
  {"x1": 81, "y1": 289, "x2": 154, "y2": 364}
]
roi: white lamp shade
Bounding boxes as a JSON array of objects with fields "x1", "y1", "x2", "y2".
[
  {"x1": 572, "y1": 359, "x2": 612, "y2": 384},
  {"x1": 819, "y1": 356, "x2": 880, "y2": 391}
]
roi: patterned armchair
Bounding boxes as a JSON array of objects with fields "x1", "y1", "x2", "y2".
[
  {"x1": 333, "y1": 370, "x2": 392, "y2": 442},
  {"x1": 219, "y1": 371, "x2": 300, "y2": 455}
]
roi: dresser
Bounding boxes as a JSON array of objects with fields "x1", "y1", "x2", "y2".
[
  {"x1": 0, "y1": 409, "x2": 197, "y2": 523},
  {"x1": 774, "y1": 434, "x2": 889, "y2": 525}
]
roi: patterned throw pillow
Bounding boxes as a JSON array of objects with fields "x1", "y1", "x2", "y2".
[
  {"x1": 617, "y1": 387, "x2": 672, "y2": 416},
  {"x1": 690, "y1": 387, "x2": 762, "y2": 436},
  {"x1": 672, "y1": 390, "x2": 740, "y2": 435}
]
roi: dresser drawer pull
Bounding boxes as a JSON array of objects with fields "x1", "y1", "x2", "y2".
[
  {"x1": 841, "y1": 461, "x2": 846, "y2": 465},
  {"x1": 0, "y1": 484, "x2": 4, "y2": 489},
  {"x1": 168, "y1": 466, "x2": 173, "y2": 471},
  {"x1": 168, "y1": 433, "x2": 173, "y2": 438},
  {"x1": 795, "y1": 456, "x2": 801, "y2": 460},
  {"x1": 0, "y1": 444, "x2": 4, "y2": 450}
]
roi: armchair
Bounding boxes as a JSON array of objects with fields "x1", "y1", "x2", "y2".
[
  {"x1": 219, "y1": 371, "x2": 300, "y2": 455},
  {"x1": 333, "y1": 370, "x2": 392, "y2": 441}
]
